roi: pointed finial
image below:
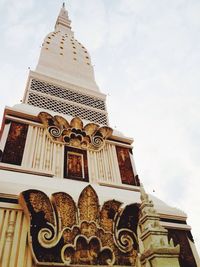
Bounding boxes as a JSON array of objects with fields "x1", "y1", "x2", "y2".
[{"x1": 55, "y1": 2, "x2": 72, "y2": 31}]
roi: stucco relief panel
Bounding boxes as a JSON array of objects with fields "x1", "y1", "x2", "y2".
[{"x1": 19, "y1": 185, "x2": 139, "y2": 266}]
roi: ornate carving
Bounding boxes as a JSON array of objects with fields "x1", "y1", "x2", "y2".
[
  {"x1": 52, "y1": 192, "x2": 77, "y2": 229},
  {"x1": 19, "y1": 185, "x2": 139, "y2": 266},
  {"x1": 70, "y1": 117, "x2": 83, "y2": 129},
  {"x1": 62, "y1": 236, "x2": 115, "y2": 265},
  {"x1": 100, "y1": 200, "x2": 122, "y2": 232},
  {"x1": 80, "y1": 221, "x2": 98, "y2": 238},
  {"x1": 55, "y1": 115, "x2": 70, "y2": 129},
  {"x1": 29, "y1": 190, "x2": 55, "y2": 224},
  {"x1": 78, "y1": 185, "x2": 99, "y2": 222},
  {"x1": 38, "y1": 112, "x2": 113, "y2": 151},
  {"x1": 114, "y1": 204, "x2": 139, "y2": 254}
]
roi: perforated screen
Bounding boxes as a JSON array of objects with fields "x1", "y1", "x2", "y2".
[
  {"x1": 30, "y1": 79, "x2": 106, "y2": 110},
  {"x1": 27, "y1": 92, "x2": 108, "y2": 125}
]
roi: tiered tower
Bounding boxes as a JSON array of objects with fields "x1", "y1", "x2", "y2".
[{"x1": 0, "y1": 4, "x2": 199, "y2": 267}]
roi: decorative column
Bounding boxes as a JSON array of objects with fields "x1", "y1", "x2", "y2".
[
  {"x1": 139, "y1": 185, "x2": 180, "y2": 267},
  {"x1": 1, "y1": 210, "x2": 16, "y2": 266}
]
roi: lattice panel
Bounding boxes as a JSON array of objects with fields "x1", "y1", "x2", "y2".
[
  {"x1": 27, "y1": 92, "x2": 108, "y2": 125},
  {"x1": 30, "y1": 79, "x2": 106, "y2": 110}
]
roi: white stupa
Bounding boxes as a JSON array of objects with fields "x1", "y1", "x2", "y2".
[{"x1": 0, "y1": 4, "x2": 199, "y2": 267}]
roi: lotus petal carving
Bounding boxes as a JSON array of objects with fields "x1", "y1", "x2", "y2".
[
  {"x1": 19, "y1": 185, "x2": 138, "y2": 266},
  {"x1": 70, "y1": 117, "x2": 83, "y2": 129},
  {"x1": 38, "y1": 112, "x2": 113, "y2": 151}
]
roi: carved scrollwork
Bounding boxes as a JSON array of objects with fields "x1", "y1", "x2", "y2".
[
  {"x1": 48, "y1": 126, "x2": 62, "y2": 138},
  {"x1": 91, "y1": 135, "x2": 104, "y2": 148},
  {"x1": 19, "y1": 190, "x2": 59, "y2": 251},
  {"x1": 114, "y1": 228, "x2": 137, "y2": 253},
  {"x1": 19, "y1": 185, "x2": 139, "y2": 266},
  {"x1": 38, "y1": 112, "x2": 113, "y2": 151},
  {"x1": 114, "y1": 204, "x2": 139, "y2": 253},
  {"x1": 38, "y1": 226, "x2": 57, "y2": 246},
  {"x1": 28, "y1": 191, "x2": 55, "y2": 224}
]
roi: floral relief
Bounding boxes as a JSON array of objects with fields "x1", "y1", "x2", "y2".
[
  {"x1": 19, "y1": 185, "x2": 139, "y2": 266},
  {"x1": 38, "y1": 112, "x2": 113, "y2": 151}
]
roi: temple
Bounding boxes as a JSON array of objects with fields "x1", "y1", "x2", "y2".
[{"x1": 0, "y1": 4, "x2": 199, "y2": 267}]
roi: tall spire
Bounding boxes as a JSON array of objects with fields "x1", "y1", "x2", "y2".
[
  {"x1": 35, "y1": 1, "x2": 101, "y2": 95},
  {"x1": 55, "y1": 3, "x2": 71, "y2": 31}
]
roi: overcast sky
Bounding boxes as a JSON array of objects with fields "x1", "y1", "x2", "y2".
[{"x1": 0, "y1": 0, "x2": 200, "y2": 255}]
